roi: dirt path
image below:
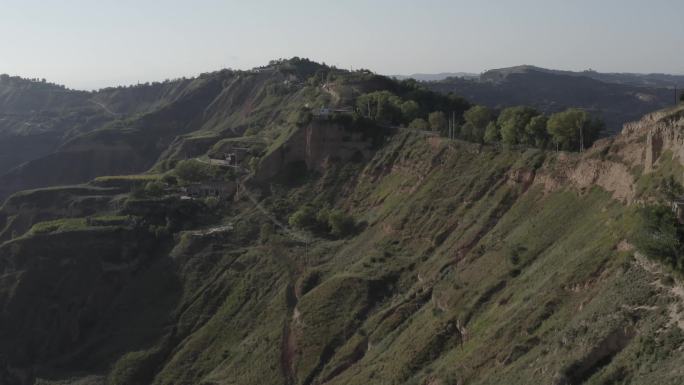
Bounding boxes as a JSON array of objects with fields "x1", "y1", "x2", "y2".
[
  {"x1": 186, "y1": 224, "x2": 233, "y2": 237},
  {"x1": 89, "y1": 99, "x2": 118, "y2": 116}
]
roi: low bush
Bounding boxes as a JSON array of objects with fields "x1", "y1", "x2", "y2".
[
  {"x1": 288, "y1": 205, "x2": 320, "y2": 230},
  {"x1": 289, "y1": 205, "x2": 356, "y2": 238},
  {"x1": 634, "y1": 204, "x2": 684, "y2": 272},
  {"x1": 328, "y1": 209, "x2": 356, "y2": 237}
]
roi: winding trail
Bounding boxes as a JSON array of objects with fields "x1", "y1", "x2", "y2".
[
  {"x1": 190, "y1": 159, "x2": 311, "y2": 244},
  {"x1": 89, "y1": 99, "x2": 119, "y2": 117},
  {"x1": 186, "y1": 224, "x2": 233, "y2": 236},
  {"x1": 187, "y1": 160, "x2": 312, "y2": 382}
]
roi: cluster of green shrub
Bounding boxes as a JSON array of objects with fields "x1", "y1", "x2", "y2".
[
  {"x1": 288, "y1": 205, "x2": 356, "y2": 238},
  {"x1": 329, "y1": 80, "x2": 601, "y2": 152},
  {"x1": 282, "y1": 59, "x2": 603, "y2": 153},
  {"x1": 634, "y1": 204, "x2": 684, "y2": 273},
  {"x1": 450, "y1": 105, "x2": 604, "y2": 151},
  {"x1": 354, "y1": 87, "x2": 470, "y2": 128}
]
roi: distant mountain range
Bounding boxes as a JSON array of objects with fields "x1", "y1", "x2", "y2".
[
  {"x1": 423, "y1": 65, "x2": 684, "y2": 134},
  {"x1": 477, "y1": 65, "x2": 684, "y2": 88},
  {"x1": 391, "y1": 72, "x2": 479, "y2": 82},
  {"x1": 393, "y1": 66, "x2": 684, "y2": 87}
]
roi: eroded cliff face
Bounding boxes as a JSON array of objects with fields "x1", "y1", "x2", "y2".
[
  {"x1": 635, "y1": 107, "x2": 684, "y2": 173},
  {"x1": 254, "y1": 119, "x2": 379, "y2": 182},
  {"x1": 534, "y1": 105, "x2": 684, "y2": 204}
]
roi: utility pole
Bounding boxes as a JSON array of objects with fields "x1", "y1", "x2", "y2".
[
  {"x1": 450, "y1": 114, "x2": 454, "y2": 139},
  {"x1": 447, "y1": 113, "x2": 451, "y2": 139},
  {"x1": 448, "y1": 115, "x2": 451, "y2": 139},
  {"x1": 578, "y1": 119, "x2": 584, "y2": 153},
  {"x1": 376, "y1": 98, "x2": 381, "y2": 120}
]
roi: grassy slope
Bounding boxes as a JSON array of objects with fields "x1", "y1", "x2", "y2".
[
  {"x1": 0, "y1": 126, "x2": 682, "y2": 385},
  {"x1": 96, "y1": 132, "x2": 684, "y2": 385},
  {"x1": 1, "y1": 87, "x2": 684, "y2": 384}
]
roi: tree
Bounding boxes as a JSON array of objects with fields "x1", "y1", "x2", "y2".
[
  {"x1": 483, "y1": 121, "x2": 500, "y2": 143},
  {"x1": 464, "y1": 105, "x2": 494, "y2": 131},
  {"x1": 428, "y1": 111, "x2": 448, "y2": 132},
  {"x1": 498, "y1": 106, "x2": 540, "y2": 145},
  {"x1": 409, "y1": 118, "x2": 429, "y2": 130},
  {"x1": 547, "y1": 108, "x2": 603, "y2": 151},
  {"x1": 525, "y1": 115, "x2": 549, "y2": 148},
  {"x1": 400, "y1": 100, "x2": 420, "y2": 123},
  {"x1": 463, "y1": 105, "x2": 494, "y2": 143},
  {"x1": 681, "y1": 92, "x2": 684, "y2": 103},
  {"x1": 547, "y1": 110, "x2": 578, "y2": 150},
  {"x1": 356, "y1": 91, "x2": 403, "y2": 125}
]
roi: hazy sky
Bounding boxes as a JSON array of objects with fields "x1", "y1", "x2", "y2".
[{"x1": 2, "y1": 0, "x2": 683, "y2": 90}]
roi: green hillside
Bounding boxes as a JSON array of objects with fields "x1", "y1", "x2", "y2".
[
  {"x1": 1, "y1": 59, "x2": 684, "y2": 384},
  {"x1": 0, "y1": 100, "x2": 683, "y2": 384}
]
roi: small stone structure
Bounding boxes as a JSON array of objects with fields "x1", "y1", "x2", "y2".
[{"x1": 209, "y1": 146, "x2": 254, "y2": 168}]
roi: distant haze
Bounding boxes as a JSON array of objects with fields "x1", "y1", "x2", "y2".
[
  {"x1": 392, "y1": 73, "x2": 479, "y2": 82},
  {"x1": 1, "y1": 0, "x2": 683, "y2": 90}
]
